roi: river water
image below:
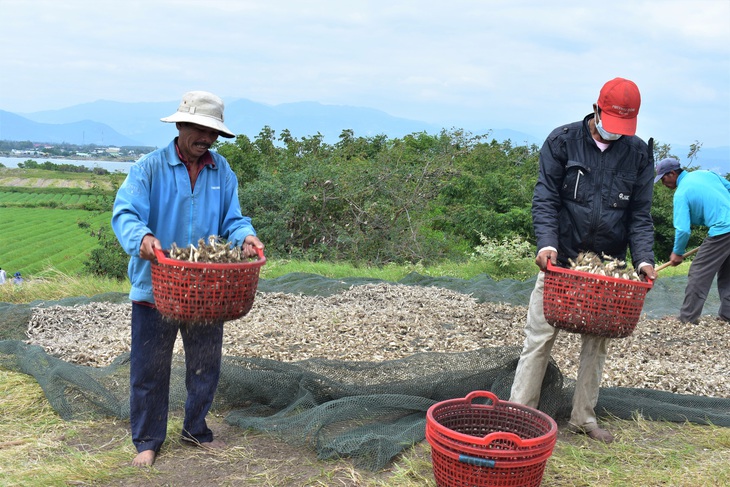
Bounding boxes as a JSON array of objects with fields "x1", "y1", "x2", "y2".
[{"x1": 0, "y1": 155, "x2": 133, "y2": 174}]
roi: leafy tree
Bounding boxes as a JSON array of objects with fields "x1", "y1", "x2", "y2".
[
  {"x1": 216, "y1": 134, "x2": 262, "y2": 184},
  {"x1": 234, "y1": 129, "x2": 465, "y2": 263},
  {"x1": 254, "y1": 126, "x2": 277, "y2": 157},
  {"x1": 81, "y1": 178, "x2": 129, "y2": 280},
  {"x1": 434, "y1": 137, "x2": 539, "y2": 248},
  {"x1": 83, "y1": 225, "x2": 129, "y2": 280}
]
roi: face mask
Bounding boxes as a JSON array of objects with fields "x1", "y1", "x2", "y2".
[{"x1": 594, "y1": 111, "x2": 622, "y2": 141}]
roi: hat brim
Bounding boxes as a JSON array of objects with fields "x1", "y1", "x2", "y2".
[
  {"x1": 161, "y1": 112, "x2": 235, "y2": 138},
  {"x1": 600, "y1": 112, "x2": 637, "y2": 137}
]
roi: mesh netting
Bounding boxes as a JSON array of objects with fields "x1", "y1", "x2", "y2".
[{"x1": 0, "y1": 273, "x2": 728, "y2": 471}]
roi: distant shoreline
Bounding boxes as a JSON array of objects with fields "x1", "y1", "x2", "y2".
[{"x1": 0, "y1": 153, "x2": 136, "y2": 163}]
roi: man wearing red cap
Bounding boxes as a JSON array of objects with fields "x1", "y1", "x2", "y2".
[{"x1": 509, "y1": 78, "x2": 657, "y2": 443}]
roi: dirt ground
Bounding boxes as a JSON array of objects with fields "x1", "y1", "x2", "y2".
[
  {"x1": 75, "y1": 410, "x2": 589, "y2": 487},
  {"x1": 79, "y1": 413, "x2": 404, "y2": 486}
]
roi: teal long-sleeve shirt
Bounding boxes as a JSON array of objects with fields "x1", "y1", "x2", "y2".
[
  {"x1": 111, "y1": 140, "x2": 256, "y2": 303},
  {"x1": 672, "y1": 170, "x2": 730, "y2": 255}
]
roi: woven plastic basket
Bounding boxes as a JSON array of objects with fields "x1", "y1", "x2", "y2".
[
  {"x1": 426, "y1": 391, "x2": 557, "y2": 487},
  {"x1": 151, "y1": 247, "x2": 266, "y2": 324},
  {"x1": 543, "y1": 261, "x2": 653, "y2": 338}
]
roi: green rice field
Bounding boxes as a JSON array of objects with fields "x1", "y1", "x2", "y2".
[
  {"x1": 0, "y1": 168, "x2": 120, "y2": 278},
  {"x1": 0, "y1": 191, "x2": 98, "y2": 207},
  {"x1": 0, "y1": 207, "x2": 112, "y2": 278}
]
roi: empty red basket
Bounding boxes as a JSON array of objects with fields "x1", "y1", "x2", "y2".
[
  {"x1": 151, "y1": 247, "x2": 266, "y2": 324},
  {"x1": 426, "y1": 391, "x2": 557, "y2": 487},
  {"x1": 542, "y1": 261, "x2": 653, "y2": 338}
]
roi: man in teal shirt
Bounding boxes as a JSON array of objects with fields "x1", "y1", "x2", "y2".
[{"x1": 655, "y1": 157, "x2": 730, "y2": 323}]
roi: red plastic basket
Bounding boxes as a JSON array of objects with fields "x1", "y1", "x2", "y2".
[
  {"x1": 151, "y1": 247, "x2": 266, "y2": 324},
  {"x1": 543, "y1": 261, "x2": 652, "y2": 338},
  {"x1": 426, "y1": 391, "x2": 557, "y2": 487}
]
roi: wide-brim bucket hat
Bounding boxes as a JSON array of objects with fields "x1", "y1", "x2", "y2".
[{"x1": 160, "y1": 91, "x2": 235, "y2": 138}]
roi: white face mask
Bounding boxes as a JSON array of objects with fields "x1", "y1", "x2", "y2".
[{"x1": 594, "y1": 110, "x2": 622, "y2": 141}]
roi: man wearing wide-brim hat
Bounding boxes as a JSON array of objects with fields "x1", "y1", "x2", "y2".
[
  {"x1": 112, "y1": 90, "x2": 264, "y2": 467},
  {"x1": 159, "y1": 91, "x2": 237, "y2": 187}
]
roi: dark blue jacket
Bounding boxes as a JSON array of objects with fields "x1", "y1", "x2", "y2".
[{"x1": 532, "y1": 114, "x2": 655, "y2": 268}]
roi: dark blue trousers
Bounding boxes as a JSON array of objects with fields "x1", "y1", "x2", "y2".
[{"x1": 130, "y1": 303, "x2": 224, "y2": 453}]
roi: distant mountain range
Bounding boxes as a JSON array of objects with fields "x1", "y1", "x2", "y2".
[
  {"x1": 0, "y1": 109, "x2": 142, "y2": 147},
  {"x1": 0, "y1": 98, "x2": 727, "y2": 174},
  {"x1": 1, "y1": 98, "x2": 541, "y2": 149}
]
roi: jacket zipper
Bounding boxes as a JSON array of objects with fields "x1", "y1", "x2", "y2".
[
  {"x1": 589, "y1": 152, "x2": 605, "y2": 247},
  {"x1": 574, "y1": 169, "x2": 584, "y2": 200}
]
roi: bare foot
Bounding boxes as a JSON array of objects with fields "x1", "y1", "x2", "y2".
[{"x1": 132, "y1": 449, "x2": 156, "y2": 467}]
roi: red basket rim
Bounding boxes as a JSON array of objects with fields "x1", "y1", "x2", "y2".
[
  {"x1": 546, "y1": 261, "x2": 652, "y2": 290},
  {"x1": 153, "y1": 246, "x2": 266, "y2": 270},
  {"x1": 427, "y1": 430, "x2": 555, "y2": 469},
  {"x1": 426, "y1": 425, "x2": 556, "y2": 459},
  {"x1": 426, "y1": 421, "x2": 557, "y2": 456},
  {"x1": 426, "y1": 391, "x2": 558, "y2": 450}
]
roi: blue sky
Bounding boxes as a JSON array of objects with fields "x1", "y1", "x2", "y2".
[{"x1": 1, "y1": 0, "x2": 728, "y2": 150}]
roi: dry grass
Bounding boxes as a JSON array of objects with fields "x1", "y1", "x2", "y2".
[
  {"x1": 0, "y1": 268, "x2": 129, "y2": 303},
  {"x1": 0, "y1": 369, "x2": 134, "y2": 486},
  {"x1": 2, "y1": 369, "x2": 728, "y2": 486}
]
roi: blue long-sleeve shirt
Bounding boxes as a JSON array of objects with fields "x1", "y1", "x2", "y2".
[
  {"x1": 672, "y1": 170, "x2": 730, "y2": 254},
  {"x1": 112, "y1": 140, "x2": 256, "y2": 303}
]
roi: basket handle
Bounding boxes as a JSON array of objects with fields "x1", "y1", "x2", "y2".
[
  {"x1": 153, "y1": 247, "x2": 168, "y2": 262},
  {"x1": 464, "y1": 390, "x2": 500, "y2": 405},
  {"x1": 463, "y1": 391, "x2": 533, "y2": 447},
  {"x1": 254, "y1": 246, "x2": 265, "y2": 259}
]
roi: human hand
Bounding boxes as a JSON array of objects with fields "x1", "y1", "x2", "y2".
[
  {"x1": 669, "y1": 252, "x2": 684, "y2": 267},
  {"x1": 139, "y1": 234, "x2": 162, "y2": 261},
  {"x1": 535, "y1": 248, "x2": 557, "y2": 271},
  {"x1": 242, "y1": 235, "x2": 265, "y2": 258},
  {"x1": 639, "y1": 263, "x2": 657, "y2": 281}
]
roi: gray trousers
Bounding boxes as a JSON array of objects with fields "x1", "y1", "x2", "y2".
[
  {"x1": 510, "y1": 272, "x2": 609, "y2": 432},
  {"x1": 680, "y1": 231, "x2": 730, "y2": 323}
]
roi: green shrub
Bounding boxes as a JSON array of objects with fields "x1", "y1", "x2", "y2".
[
  {"x1": 82, "y1": 225, "x2": 128, "y2": 280},
  {"x1": 472, "y1": 233, "x2": 534, "y2": 268}
]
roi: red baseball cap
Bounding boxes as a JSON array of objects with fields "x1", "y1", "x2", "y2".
[{"x1": 597, "y1": 78, "x2": 641, "y2": 136}]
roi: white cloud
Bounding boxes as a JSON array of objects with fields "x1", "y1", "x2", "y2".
[{"x1": 0, "y1": 0, "x2": 727, "y2": 147}]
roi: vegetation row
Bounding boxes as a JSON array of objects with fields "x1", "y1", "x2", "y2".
[{"x1": 2, "y1": 127, "x2": 724, "y2": 281}]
